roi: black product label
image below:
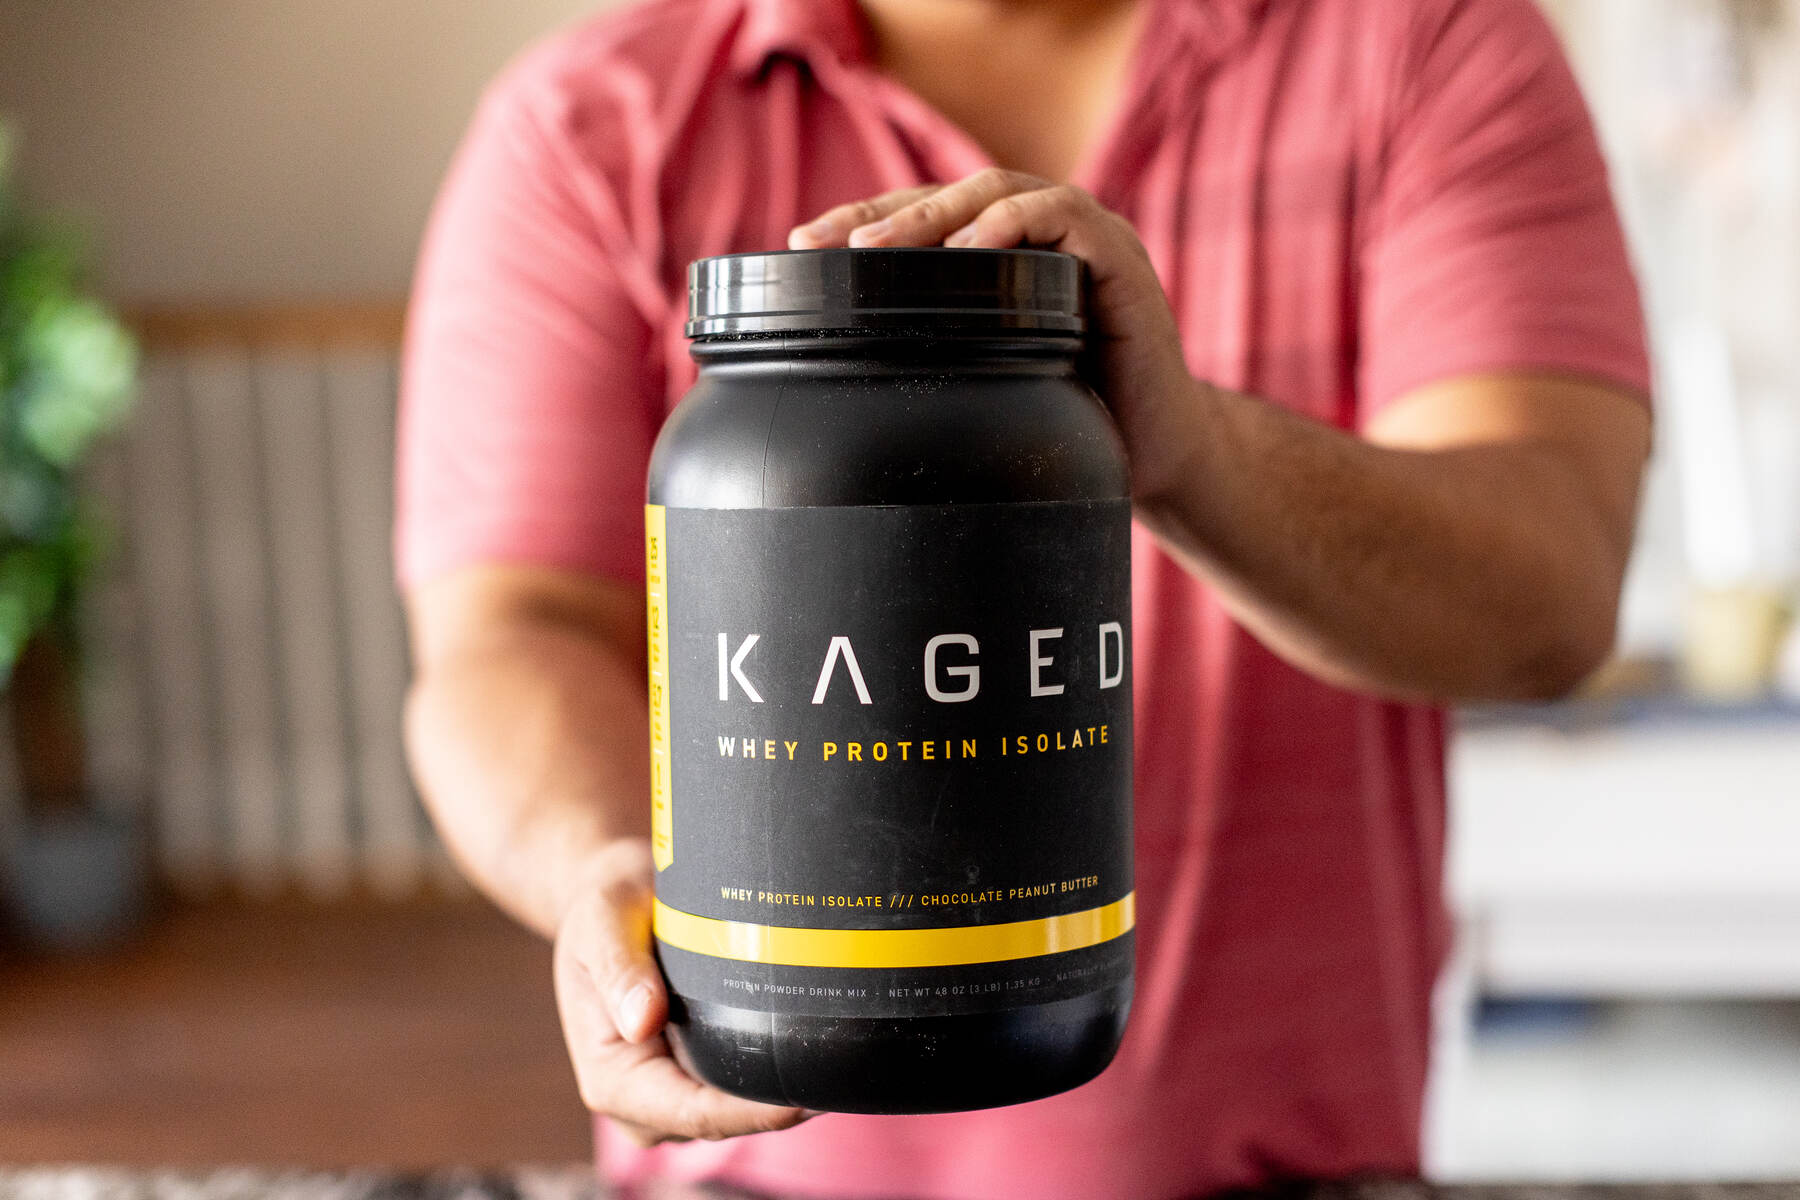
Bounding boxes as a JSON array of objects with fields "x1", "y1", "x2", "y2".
[{"x1": 646, "y1": 500, "x2": 1133, "y2": 1019}]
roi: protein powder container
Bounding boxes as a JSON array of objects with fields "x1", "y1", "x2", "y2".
[{"x1": 645, "y1": 248, "x2": 1133, "y2": 1113}]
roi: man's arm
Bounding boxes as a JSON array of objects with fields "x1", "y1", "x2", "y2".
[
  {"x1": 405, "y1": 567, "x2": 809, "y2": 1142},
  {"x1": 1135, "y1": 371, "x2": 1650, "y2": 702},
  {"x1": 406, "y1": 567, "x2": 649, "y2": 937},
  {"x1": 794, "y1": 169, "x2": 1650, "y2": 703}
]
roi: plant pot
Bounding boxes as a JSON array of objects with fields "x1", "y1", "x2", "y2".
[{"x1": 3, "y1": 805, "x2": 147, "y2": 952}]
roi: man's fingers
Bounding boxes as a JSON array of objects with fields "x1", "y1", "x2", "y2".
[
  {"x1": 848, "y1": 168, "x2": 1050, "y2": 248},
  {"x1": 554, "y1": 847, "x2": 816, "y2": 1146},
  {"x1": 601, "y1": 1044, "x2": 812, "y2": 1141},
  {"x1": 943, "y1": 185, "x2": 1120, "y2": 257},
  {"x1": 946, "y1": 187, "x2": 1166, "y2": 318},
  {"x1": 559, "y1": 870, "x2": 668, "y2": 1045},
  {"x1": 591, "y1": 876, "x2": 669, "y2": 1043},
  {"x1": 789, "y1": 186, "x2": 940, "y2": 249},
  {"x1": 558, "y1": 928, "x2": 792, "y2": 1144},
  {"x1": 609, "y1": 1117, "x2": 692, "y2": 1148}
]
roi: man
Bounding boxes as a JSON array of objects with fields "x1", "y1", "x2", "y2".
[{"x1": 398, "y1": 0, "x2": 1651, "y2": 1196}]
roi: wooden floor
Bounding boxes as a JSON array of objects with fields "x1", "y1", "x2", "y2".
[{"x1": 0, "y1": 900, "x2": 592, "y2": 1167}]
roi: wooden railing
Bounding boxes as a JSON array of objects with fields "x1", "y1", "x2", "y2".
[{"x1": 124, "y1": 301, "x2": 409, "y2": 350}]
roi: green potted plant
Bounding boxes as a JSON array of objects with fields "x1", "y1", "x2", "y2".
[{"x1": 0, "y1": 119, "x2": 142, "y2": 950}]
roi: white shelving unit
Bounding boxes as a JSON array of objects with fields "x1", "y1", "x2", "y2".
[
  {"x1": 1449, "y1": 715, "x2": 1800, "y2": 996},
  {"x1": 1429, "y1": 712, "x2": 1800, "y2": 1180}
]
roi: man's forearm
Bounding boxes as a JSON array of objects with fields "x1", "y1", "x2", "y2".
[
  {"x1": 1135, "y1": 379, "x2": 1639, "y2": 703},
  {"x1": 405, "y1": 617, "x2": 649, "y2": 938}
]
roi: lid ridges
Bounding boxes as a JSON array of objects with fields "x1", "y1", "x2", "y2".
[{"x1": 687, "y1": 248, "x2": 1086, "y2": 339}]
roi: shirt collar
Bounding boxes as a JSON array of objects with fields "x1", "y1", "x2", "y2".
[
  {"x1": 729, "y1": 0, "x2": 1269, "y2": 81},
  {"x1": 731, "y1": 0, "x2": 870, "y2": 78}
]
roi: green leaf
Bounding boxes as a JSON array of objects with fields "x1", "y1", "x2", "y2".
[
  {"x1": 18, "y1": 296, "x2": 138, "y2": 465},
  {"x1": 0, "y1": 542, "x2": 61, "y2": 675},
  {"x1": 0, "y1": 593, "x2": 29, "y2": 684},
  {"x1": 1, "y1": 231, "x2": 83, "y2": 318},
  {"x1": 0, "y1": 457, "x2": 72, "y2": 542},
  {"x1": 0, "y1": 121, "x2": 138, "y2": 684}
]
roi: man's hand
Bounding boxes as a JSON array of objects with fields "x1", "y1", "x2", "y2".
[
  {"x1": 789, "y1": 171, "x2": 1651, "y2": 703},
  {"x1": 406, "y1": 568, "x2": 811, "y2": 1145},
  {"x1": 789, "y1": 168, "x2": 1199, "y2": 506},
  {"x1": 553, "y1": 837, "x2": 810, "y2": 1145}
]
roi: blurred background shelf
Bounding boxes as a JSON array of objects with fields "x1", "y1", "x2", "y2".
[
  {"x1": 1433, "y1": 711, "x2": 1800, "y2": 1177},
  {"x1": 1435, "y1": 998, "x2": 1800, "y2": 1181},
  {"x1": 1452, "y1": 710, "x2": 1800, "y2": 995}
]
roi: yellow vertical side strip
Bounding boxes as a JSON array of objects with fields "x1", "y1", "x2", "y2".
[{"x1": 645, "y1": 504, "x2": 674, "y2": 871}]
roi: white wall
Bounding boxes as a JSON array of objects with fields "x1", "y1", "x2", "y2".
[{"x1": 0, "y1": 0, "x2": 623, "y2": 302}]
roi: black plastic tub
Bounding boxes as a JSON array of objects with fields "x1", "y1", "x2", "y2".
[{"x1": 644, "y1": 248, "x2": 1135, "y2": 1113}]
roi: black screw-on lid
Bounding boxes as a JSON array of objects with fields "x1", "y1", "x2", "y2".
[{"x1": 686, "y1": 247, "x2": 1085, "y2": 338}]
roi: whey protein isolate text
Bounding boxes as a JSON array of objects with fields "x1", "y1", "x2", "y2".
[{"x1": 646, "y1": 248, "x2": 1133, "y2": 1113}]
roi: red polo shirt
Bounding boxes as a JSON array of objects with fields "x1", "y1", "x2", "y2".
[{"x1": 398, "y1": 0, "x2": 1649, "y2": 1195}]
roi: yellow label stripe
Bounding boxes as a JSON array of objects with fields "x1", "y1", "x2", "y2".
[{"x1": 654, "y1": 893, "x2": 1135, "y2": 970}]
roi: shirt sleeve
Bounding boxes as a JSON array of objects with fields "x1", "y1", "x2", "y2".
[
  {"x1": 1357, "y1": 0, "x2": 1652, "y2": 420},
  {"x1": 396, "y1": 69, "x2": 666, "y2": 590}
]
